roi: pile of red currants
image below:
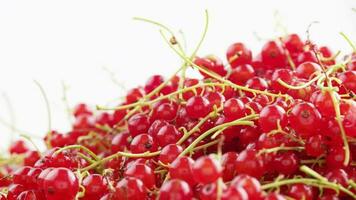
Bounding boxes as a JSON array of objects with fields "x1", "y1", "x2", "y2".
[{"x1": 0, "y1": 18, "x2": 356, "y2": 200}]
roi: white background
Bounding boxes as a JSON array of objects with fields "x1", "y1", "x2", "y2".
[{"x1": 0, "y1": 0, "x2": 355, "y2": 151}]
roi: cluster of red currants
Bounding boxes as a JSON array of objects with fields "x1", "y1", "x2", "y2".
[{"x1": 0, "y1": 31, "x2": 356, "y2": 200}]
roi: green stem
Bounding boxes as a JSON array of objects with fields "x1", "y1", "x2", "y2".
[
  {"x1": 177, "y1": 107, "x2": 222, "y2": 144},
  {"x1": 179, "y1": 114, "x2": 258, "y2": 156},
  {"x1": 340, "y1": 32, "x2": 356, "y2": 54},
  {"x1": 326, "y1": 86, "x2": 350, "y2": 166},
  {"x1": 34, "y1": 80, "x2": 52, "y2": 149},
  {"x1": 258, "y1": 146, "x2": 304, "y2": 155},
  {"x1": 80, "y1": 151, "x2": 160, "y2": 172},
  {"x1": 262, "y1": 178, "x2": 355, "y2": 198},
  {"x1": 159, "y1": 30, "x2": 288, "y2": 99},
  {"x1": 54, "y1": 145, "x2": 100, "y2": 161},
  {"x1": 300, "y1": 165, "x2": 327, "y2": 181}
]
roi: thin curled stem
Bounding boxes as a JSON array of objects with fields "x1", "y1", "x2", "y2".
[
  {"x1": 262, "y1": 166, "x2": 356, "y2": 198},
  {"x1": 340, "y1": 32, "x2": 356, "y2": 54},
  {"x1": 159, "y1": 30, "x2": 289, "y2": 99},
  {"x1": 34, "y1": 80, "x2": 52, "y2": 148},
  {"x1": 179, "y1": 114, "x2": 258, "y2": 156},
  {"x1": 54, "y1": 145, "x2": 100, "y2": 161}
]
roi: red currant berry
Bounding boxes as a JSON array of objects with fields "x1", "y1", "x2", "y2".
[
  {"x1": 221, "y1": 152, "x2": 238, "y2": 181},
  {"x1": 185, "y1": 96, "x2": 211, "y2": 119},
  {"x1": 261, "y1": 41, "x2": 286, "y2": 68},
  {"x1": 127, "y1": 114, "x2": 151, "y2": 137},
  {"x1": 43, "y1": 168, "x2": 79, "y2": 200},
  {"x1": 82, "y1": 174, "x2": 108, "y2": 200},
  {"x1": 130, "y1": 134, "x2": 157, "y2": 153},
  {"x1": 305, "y1": 134, "x2": 326, "y2": 157},
  {"x1": 223, "y1": 98, "x2": 246, "y2": 119},
  {"x1": 144, "y1": 75, "x2": 164, "y2": 94},
  {"x1": 158, "y1": 179, "x2": 193, "y2": 200},
  {"x1": 295, "y1": 62, "x2": 321, "y2": 80},
  {"x1": 288, "y1": 101, "x2": 322, "y2": 137},
  {"x1": 159, "y1": 144, "x2": 183, "y2": 164},
  {"x1": 235, "y1": 149, "x2": 265, "y2": 178},
  {"x1": 259, "y1": 105, "x2": 287, "y2": 133},
  {"x1": 156, "y1": 124, "x2": 183, "y2": 147},
  {"x1": 284, "y1": 33, "x2": 304, "y2": 54},
  {"x1": 287, "y1": 184, "x2": 314, "y2": 200},
  {"x1": 124, "y1": 164, "x2": 155, "y2": 189},
  {"x1": 192, "y1": 156, "x2": 222, "y2": 184},
  {"x1": 226, "y1": 43, "x2": 252, "y2": 68},
  {"x1": 111, "y1": 131, "x2": 130, "y2": 153},
  {"x1": 114, "y1": 177, "x2": 147, "y2": 200},
  {"x1": 169, "y1": 156, "x2": 196, "y2": 187},
  {"x1": 228, "y1": 64, "x2": 255, "y2": 85}
]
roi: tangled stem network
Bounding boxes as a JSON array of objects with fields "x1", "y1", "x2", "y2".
[{"x1": 1, "y1": 10, "x2": 356, "y2": 200}]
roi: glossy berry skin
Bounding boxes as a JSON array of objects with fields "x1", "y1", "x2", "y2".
[
  {"x1": 203, "y1": 91, "x2": 225, "y2": 108},
  {"x1": 338, "y1": 69, "x2": 356, "y2": 93},
  {"x1": 114, "y1": 177, "x2": 147, "y2": 200},
  {"x1": 326, "y1": 147, "x2": 345, "y2": 169},
  {"x1": 222, "y1": 186, "x2": 248, "y2": 200},
  {"x1": 325, "y1": 169, "x2": 349, "y2": 187},
  {"x1": 192, "y1": 156, "x2": 222, "y2": 184},
  {"x1": 245, "y1": 77, "x2": 269, "y2": 92},
  {"x1": 9, "y1": 140, "x2": 29, "y2": 154},
  {"x1": 223, "y1": 98, "x2": 246, "y2": 120},
  {"x1": 27, "y1": 167, "x2": 42, "y2": 189},
  {"x1": 130, "y1": 134, "x2": 157, "y2": 154},
  {"x1": 148, "y1": 120, "x2": 169, "y2": 139},
  {"x1": 258, "y1": 105, "x2": 287, "y2": 133},
  {"x1": 261, "y1": 41, "x2": 286, "y2": 68},
  {"x1": 156, "y1": 124, "x2": 183, "y2": 147},
  {"x1": 144, "y1": 75, "x2": 164, "y2": 94},
  {"x1": 270, "y1": 69, "x2": 293, "y2": 93},
  {"x1": 125, "y1": 87, "x2": 144, "y2": 104},
  {"x1": 124, "y1": 164, "x2": 155, "y2": 189},
  {"x1": 231, "y1": 175, "x2": 262, "y2": 200},
  {"x1": 182, "y1": 78, "x2": 202, "y2": 101},
  {"x1": 228, "y1": 64, "x2": 255, "y2": 85},
  {"x1": 342, "y1": 101, "x2": 356, "y2": 137},
  {"x1": 284, "y1": 33, "x2": 304, "y2": 54},
  {"x1": 24, "y1": 151, "x2": 41, "y2": 167},
  {"x1": 273, "y1": 152, "x2": 299, "y2": 176},
  {"x1": 264, "y1": 192, "x2": 286, "y2": 200},
  {"x1": 287, "y1": 184, "x2": 314, "y2": 200},
  {"x1": 12, "y1": 166, "x2": 31, "y2": 187},
  {"x1": 195, "y1": 56, "x2": 227, "y2": 78},
  {"x1": 226, "y1": 42, "x2": 252, "y2": 68},
  {"x1": 314, "y1": 91, "x2": 338, "y2": 117},
  {"x1": 73, "y1": 103, "x2": 92, "y2": 117},
  {"x1": 158, "y1": 179, "x2": 193, "y2": 200},
  {"x1": 305, "y1": 134, "x2": 325, "y2": 157},
  {"x1": 169, "y1": 156, "x2": 196, "y2": 187},
  {"x1": 7, "y1": 184, "x2": 25, "y2": 200},
  {"x1": 158, "y1": 144, "x2": 183, "y2": 164},
  {"x1": 185, "y1": 96, "x2": 211, "y2": 119},
  {"x1": 296, "y1": 51, "x2": 318, "y2": 65},
  {"x1": 82, "y1": 174, "x2": 108, "y2": 200},
  {"x1": 43, "y1": 168, "x2": 79, "y2": 200},
  {"x1": 127, "y1": 114, "x2": 151, "y2": 137},
  {"x1": 295, "y1": 62, "x2": 321, "y2": 79},
  {"x1": 235, "y1": 149, "x2": 265, "y2": 178},
  {"x1": 221, "y1": 152, "x2": 238, "y2": 181},
  {"x1": 153, "y1": 102, "x2": 178, "y2": 121},
  {"x1": 111, "y1": 131, "x2": 130, "y2": 153},
  {"x1": 199, "y1": 183, "x2": 217, "y2": 200},
  {"x1": 288, "y1": 102, "x2": 321, "y2": 137},
  {"x1": 16, "y1": 191, "x2": 37, "y2": 200}
]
